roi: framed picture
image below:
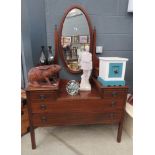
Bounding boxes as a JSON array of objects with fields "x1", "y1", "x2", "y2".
[
  {"x1": 63, "y1": 36, "x2": 71, "y2": 45},
  {"x1": 72, "y1": 36, "x2": 79, "y2": 44},
  {"x1": 79, "y1": 35, "x2": 88, "y2": 44}
]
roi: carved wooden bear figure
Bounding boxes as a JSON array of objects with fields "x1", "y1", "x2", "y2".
[{"x1": 28, "y1": 64, "x2": 61, "y2": 87}]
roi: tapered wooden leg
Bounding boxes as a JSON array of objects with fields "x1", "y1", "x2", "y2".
[
  {"x1": 117, "y1": 121, "x2": 123, "y2": 143},
  {"x1": 30, "y1": 126, "x2": 36, "y2": 149},
  {"x1": 26, "y1": 92, "x2": 36, "y2": 149}
]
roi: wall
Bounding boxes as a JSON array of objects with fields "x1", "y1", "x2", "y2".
[
  {"x1": 21, "y1": 0, "x2": 34, "y2": 87},
  {"x1": 45, "y1": 0, "x2": 133, "y2": 92},
  {"x1": 21, "y1": 0, "x2": 48, "y2": 87},
  {"x1": 23, "y1": 0, "x2": 47, "y2": 66}
]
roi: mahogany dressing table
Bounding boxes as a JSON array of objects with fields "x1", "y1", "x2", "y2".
[
  {"x1": 26, "y1": 78, "x2": 128, "y2": 149},
  {"x1": 26, "y1": 5, "x2": 128, "y2": 149}
]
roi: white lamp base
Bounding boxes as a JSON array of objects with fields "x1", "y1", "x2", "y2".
[
  {"x1": 80, "y1": 85, "x2": 91, "y2": 91},
  {"x1": 80, "y1": 70, "x2": 91, "y2": 91}
]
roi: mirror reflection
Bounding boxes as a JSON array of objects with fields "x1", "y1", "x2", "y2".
[{"x1": 61, "y1": 9, "x2": 90, "y2": 72}]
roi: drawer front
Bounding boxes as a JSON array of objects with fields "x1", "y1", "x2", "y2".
[
  {"x1": 32, "y1": 112, "x2": 122, "y2": 126},
  {"x1": 30, "y1": 99, "x2": 124, "y2": 114},
  {"x1": 104, "y1": 99, "x2": 124, "y2": 108},
  {"x1": 29, "y1": 91, "x2": 57, "y2": 102},
  {"x1": 103, "y1": 90, "x2": 126, "y2": 99}
]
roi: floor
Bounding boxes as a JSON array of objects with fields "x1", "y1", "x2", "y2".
[{"x1": 21, "y1": 125, "x2": 132, "y2": 155}]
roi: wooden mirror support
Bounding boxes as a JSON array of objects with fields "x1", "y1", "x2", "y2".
[
  {"x1": 57, "y1": 5, "x2": 98, "y2": 74},
  {"x1": 54, "y1": 25, "x2": 59, "y2": 64},
  {"x1": 92, "y1": 27, "x2": 99, "y2": 77}
]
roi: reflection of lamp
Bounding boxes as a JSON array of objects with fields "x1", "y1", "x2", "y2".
[
  {"x1": 67, "y1": 9, "x2": 82, "y2": 17},
  {"x1": 70, "y1": 9, "x2": 76, "y2": 14}
]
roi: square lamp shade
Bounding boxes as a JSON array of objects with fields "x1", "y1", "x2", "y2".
[{"x1": 98, "y1": 57, "x2": 128, "y2": 86}]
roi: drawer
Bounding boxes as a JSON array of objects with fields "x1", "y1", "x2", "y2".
[
  {"x1": 29, "y1": 91, "x2": 57, "y2": 102},
  {"x1": 104, "y1": 99, "x2": 124, "y2": 108},
  {"x1": 30, "y1": 99, "x2": 124, "y2": 114},
  {"x1": 103, "y1": 90, "x2": 126, "y2": 99},
  {"x1": 32, "y1": 112, "x2": 122, "y2": 126}
]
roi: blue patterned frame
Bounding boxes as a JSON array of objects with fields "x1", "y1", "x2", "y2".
[{"x1": 108, "y1": 63, "x2": 123, "y2": 78}]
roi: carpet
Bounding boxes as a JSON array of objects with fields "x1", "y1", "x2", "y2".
[{"x1": 21, "y1": 125, "x2": 132, "y2": 155}]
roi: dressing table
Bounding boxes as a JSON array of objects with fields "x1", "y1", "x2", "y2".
[{"x1": 26, "y1": 5, "x2": 128, "y2": 149}]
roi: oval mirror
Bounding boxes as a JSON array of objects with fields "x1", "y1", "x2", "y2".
[{"x1": 60, "y1": 6, "x2": 92, "y2": 73}]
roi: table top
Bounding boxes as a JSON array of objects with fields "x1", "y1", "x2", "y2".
[
  {"x1": 26, "y1": 78, "x2": 128, "y2": 101},
  {"x1": 26, "y1": 80, "x2": 60, "y2": 91},
  {"x1": 58, "y1": 82, "x2": 101, "y2": 101}
]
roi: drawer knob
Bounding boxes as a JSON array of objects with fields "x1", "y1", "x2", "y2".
[
  {"x1": 41, "y1": 116, "x2": 47, "y2": 122},
  {"x1": 39, "y1": 95, "x2": 46, "y2": 100},
  {"x1": 111, "y1": 101, "x2": 116, "y2": 107},
  {"x1": 40, "y1": 104, "x2": 47, "y2": 110},
  {"x1": 112, "y1": 92, "x2": 117, "y2": 97}
]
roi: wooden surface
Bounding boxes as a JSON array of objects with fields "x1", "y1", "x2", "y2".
[
  {"x1": 21, "y1": 90, "x2": 29, "y2": 136},
  {"x1": 21, "y1": 105, "x2": 29, "y2": 135},
  {"x1": 26, "y1": 80, "x2": 60, "y2": 91},
  {"x1": 92, "y1": 28, "x2": 99, "y2": 69},
  {"x1": 26, "y1": 79, "x2": 128, "y2": 149},
  {"x1": 54, "y1": 25, "x2": 59, "y2": 64}
]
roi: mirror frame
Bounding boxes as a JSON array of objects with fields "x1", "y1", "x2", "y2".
[{"x1": 58, "y1": 5, "x2": 94, "y2": 74}]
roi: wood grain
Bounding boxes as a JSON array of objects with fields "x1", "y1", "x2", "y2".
[
  {"x1": 26, "y1": 79, "x2": 128, "y2": 149},
  {"x1": 32, "y1": 112, "x2": 121, "y2": 127}
]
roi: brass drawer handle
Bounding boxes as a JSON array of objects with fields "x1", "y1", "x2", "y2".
[
  {"x1": 112, "y1": 92, "x2": 117, "y2": 97},
  {"x1": 39, "y1": 95, "x2": 47, "y2": 100},
  {"x1": 40, "y1": 104, "x2": 47, "y2": 110},
  {"x1": 41, "y1": 116, "x2": 47, "y2": 122},
  {"x1": 111, "y1": 101, "x2": 116, "y2": 107}
]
